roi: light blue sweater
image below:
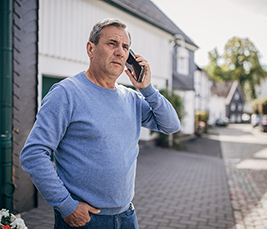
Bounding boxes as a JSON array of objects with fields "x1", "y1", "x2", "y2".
[{"x1": 20, "y1": 72, "x2": 180, "y2": 218}]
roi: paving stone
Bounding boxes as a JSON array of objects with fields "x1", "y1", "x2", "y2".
[{"x1": 24, "y1": 125, "x2": 267, "y2": 228}]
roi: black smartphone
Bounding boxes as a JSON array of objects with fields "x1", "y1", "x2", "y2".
[{"x1": 125, "y1": 49, "x2": 145, "y2": 82}]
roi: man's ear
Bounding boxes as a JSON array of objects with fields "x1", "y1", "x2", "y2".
[{"x1": 86, "y1": 41, "x2": 95, "y2": 58}]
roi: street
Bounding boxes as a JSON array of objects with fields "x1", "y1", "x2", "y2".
[
  {"x1": 214, "y1": 124, "x2": 267, "y2": 229},
  {"x1": 21, "y1": 124, "x2": 267, "y2": 229},
  {"x1": 184, "y1": 124, "x2": 267, "y2": 228}
]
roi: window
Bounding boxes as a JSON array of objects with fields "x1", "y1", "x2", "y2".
[
  {"x1": 230, "y1": 103, "x2": 236, "y2": 111},
  {"x1": 42, "y1": 76, "x2": 64, "y2": 99},
  {"x1": 177, "y1": 47, "x2": 189, "y2": 75},
  {"x1": 230, "y1": 114, "x2": 236, "y2": 123},
  {"x1": 234, "y1": 92, "x2": 240, "y2": 100}
]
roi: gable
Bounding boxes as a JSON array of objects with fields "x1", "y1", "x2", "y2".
[
  {"x1": 226, "y1": 81, "x2": 246, "y2": 105},
  {"x1": 211, "y1": 81, "x2": 233, "y2": 98}
]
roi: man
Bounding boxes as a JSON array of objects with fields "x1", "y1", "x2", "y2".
[{"x1": 20, "y1": 18, "x2": 180, "y2": 228}]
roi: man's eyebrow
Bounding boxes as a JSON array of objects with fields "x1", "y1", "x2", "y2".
[
  {"x1": 109, "y1": 39, "x2": 118, "y2": 43},
  {"x1": 108, "y1": 39, "x2": 130, "y2": 47}
]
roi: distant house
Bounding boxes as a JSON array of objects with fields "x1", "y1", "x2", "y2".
[
  {"x1": 209, "y1": 81, "x2": 245, "y2": 124},
  {"x1": 171, "y1": 33, "x2": 198, "y2": 135}
]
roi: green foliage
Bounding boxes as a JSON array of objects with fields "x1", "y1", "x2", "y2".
[
  {"x1": 252, "y1": 99, "x2": 261, "y2": 114},
  {"x1": 195, "y1": 111, "x2": 209, "y2": 123},
  {"x1": 195, "y1": 111, "x2": 209, "y2": 133},
  {"x1": 159, "y1": 89, "x2": 186, "y2": 122},
  {"x1": 195, "y1": 111, "x2": 208, "y2": 137},
  {"x1": 252, "y1": 98, "x2": 267, "y2": 114},
  {"x1": 1, "y1": 214, "x2": 12, "y2": 225},
  {"x1": 205, "y1": 48, "x2": 228, "y2": 81},
  {"x1": 263, "y1": 98, "x2": 267, "y2": 114},
  {"x1": 205, "y1": 37, "x2": 267, "y2": 99},
  {"x1": 153, "y1": 89, "x2": 185, "y2": 149}
]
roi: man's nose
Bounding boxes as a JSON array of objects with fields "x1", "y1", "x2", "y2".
[{"x1": 114, "y1": 45, "x2": 125, "y2": 57}]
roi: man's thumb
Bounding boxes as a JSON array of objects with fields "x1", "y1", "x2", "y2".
[{"x1": 88, "y1": 205, "x2": 101, "y2": 214}]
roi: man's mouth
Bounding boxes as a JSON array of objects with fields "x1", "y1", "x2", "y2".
[{"x1": 111, "y1": 60, "x2": 122, "y2": 66}]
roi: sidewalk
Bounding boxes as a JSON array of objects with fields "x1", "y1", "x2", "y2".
[{"x1": 22, "y1": 144, "x2": 235, "y2": 229}]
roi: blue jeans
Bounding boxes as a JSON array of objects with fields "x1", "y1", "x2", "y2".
[{"x1": 54, "y1": 204, "x2": 139, "y2": 229}]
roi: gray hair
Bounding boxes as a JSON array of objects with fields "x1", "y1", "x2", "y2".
[{"x1": 89, "y1": 18, "x2": 131, "y2": 45}]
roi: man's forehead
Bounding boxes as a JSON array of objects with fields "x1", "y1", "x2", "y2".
[{"x1": 101, "y1": 26, "x2": 130, "y2": 44}]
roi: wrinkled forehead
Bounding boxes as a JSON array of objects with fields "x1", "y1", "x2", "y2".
[{"x1": 100, "y1": 26, "x2": 131, "y2": 46}]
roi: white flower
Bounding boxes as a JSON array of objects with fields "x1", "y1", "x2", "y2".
[
  {"x1": 0, "y1": 208, "x2": 9, "y2": 218},
  {"x1": 10, "y1": 218, "x2": 28, "y2": 229},
  {"x1": 10, "y1": 213, "x2": 17, "y2": 222},
  {"x1": 0, "y1": 209, "x2": 28, "y2": 229}
]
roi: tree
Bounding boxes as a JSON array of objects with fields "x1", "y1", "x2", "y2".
[{"x1": 205, "y1": 37, "x2": 267, "y2": 99}]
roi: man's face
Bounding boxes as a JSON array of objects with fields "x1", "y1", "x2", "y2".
[{"x1": 89, "y1": 26, "x2": 131, "y2": 80}]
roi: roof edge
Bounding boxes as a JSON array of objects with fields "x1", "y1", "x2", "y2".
[{"x1": 102, "y1": 0, "x2": 198, "y2": 47}]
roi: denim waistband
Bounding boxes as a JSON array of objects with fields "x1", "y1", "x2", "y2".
[{"x1": 71, "y1": 193, "x2": 130, "y2": 215}]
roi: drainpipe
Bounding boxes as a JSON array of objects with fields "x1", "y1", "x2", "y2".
[{"x1": 0, "y1": 0, "x2": 15, "y2": 211}]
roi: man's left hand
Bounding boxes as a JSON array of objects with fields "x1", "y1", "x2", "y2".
[{"x1": 125, "y1": 54, "x2": 151, "y2": 90}]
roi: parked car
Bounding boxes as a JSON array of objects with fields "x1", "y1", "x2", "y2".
[
  {"x1": 251, "y1": 114, "x2": 261, "y2": 127},
  {"x1": 216, "y1": 117, "x2": 229, "y2": 126},
  {"x1": 260, "y1": 115, "x2": 267, "y2": 132},
  {"x1": 242, "y1": 113, "x2": 250, "y2": 123}
]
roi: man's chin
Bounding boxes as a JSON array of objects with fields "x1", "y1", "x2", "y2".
[{"x1": 109, "y1": 69, "x2": 124, "y2": 78}]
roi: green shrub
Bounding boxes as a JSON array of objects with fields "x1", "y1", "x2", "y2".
[
  {"x1": 262, "y1": 98, "x2": 267, "y2": 114},
  {"x1": 195, "y1": 110, "x2": 209, "y2": 134},
  {"x1": 152, "y1": 89, "x2": 185, "y2": 148},
  {"x1": 252, "y1": 98, "x2": 267, "y2": 114}
]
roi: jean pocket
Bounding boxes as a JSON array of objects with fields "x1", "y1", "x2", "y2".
[
  {"x1": 64, "y1": 215, "x2": 94, "y2": 229},
  {"x1": 121, "y1": 208, "x2": 135, "y2": 220},
  {"x1": 54, "y1": 210, "x2": 94, "y2": 229},
  {"x1": 120, "y1": 208, "x2": 139, "y2": 228}
]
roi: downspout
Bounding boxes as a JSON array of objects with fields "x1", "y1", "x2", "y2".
[{"x1": 0, "y1": 0, "x2": 15, "y2": 211}]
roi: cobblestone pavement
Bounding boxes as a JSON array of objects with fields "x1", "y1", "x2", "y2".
[
  {"x1": 134, "y1": 147, "x2": 234, "y2": 229},
  {"x1": 21, "y1": 124, "x2": 267, "y2": 229},
  {"x1": 205, "y1": 124, "x2": 267, "y2": 229},
  {"x1": 22, "y1": 140, "x2": 234, "y2": 229}
]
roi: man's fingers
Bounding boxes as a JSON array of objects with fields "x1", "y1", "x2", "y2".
[
  {"x1": 125, "y1": 69, "x2": 139, "y2": 86},
  {"x1": 87, "y1": 204, "x2": 101, "y2": 214}
]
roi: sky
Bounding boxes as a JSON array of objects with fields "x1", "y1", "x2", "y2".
[{"x1": 151, "y1": 0, "x2": 267, "y2": 68}]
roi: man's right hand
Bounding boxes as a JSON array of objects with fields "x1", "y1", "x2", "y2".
[{"x1": 63, "y1": 202, "x2": 101, "y2": 227}]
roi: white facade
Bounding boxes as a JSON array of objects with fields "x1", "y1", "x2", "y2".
[
  {"x1": 194, "y1": 69, "x2": 211, "y2": 112},
  {"x1": 175, "y1": 90, "x2": 195, "y2": 135},
  {"x1": 209, "y1": 96, "x2": 226, "y2": 125},
  {"x1": 38, "y1": 0, "x2": 174, "y2": 141},
  {"x1": 256, "y1": 79, "x2": 267, "y2": 99}
]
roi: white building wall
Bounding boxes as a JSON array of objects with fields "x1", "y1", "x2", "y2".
[
  {"x1": 209, "y1": 96, "x2": 226, "y2": 125},
  {"x1": 175, "y1": 90, "x2": 195, "y2": 135},
  {"x1": 194, "y1": 69, "x2": 211, "y2": 112},
  {"x1": 194, "y1": 70, "x2": 201, "y2": 111},
  {"x1": 39, "y1": 0, "x2": 174, "y2": 141}
]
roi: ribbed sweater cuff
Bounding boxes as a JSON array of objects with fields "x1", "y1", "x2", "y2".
[
  {"x1": 54, "y1": 195, "x2": 79, "y2": 218},
  {"x1": 139, "y1": 84, "x2": 156, "y2": 97}
]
